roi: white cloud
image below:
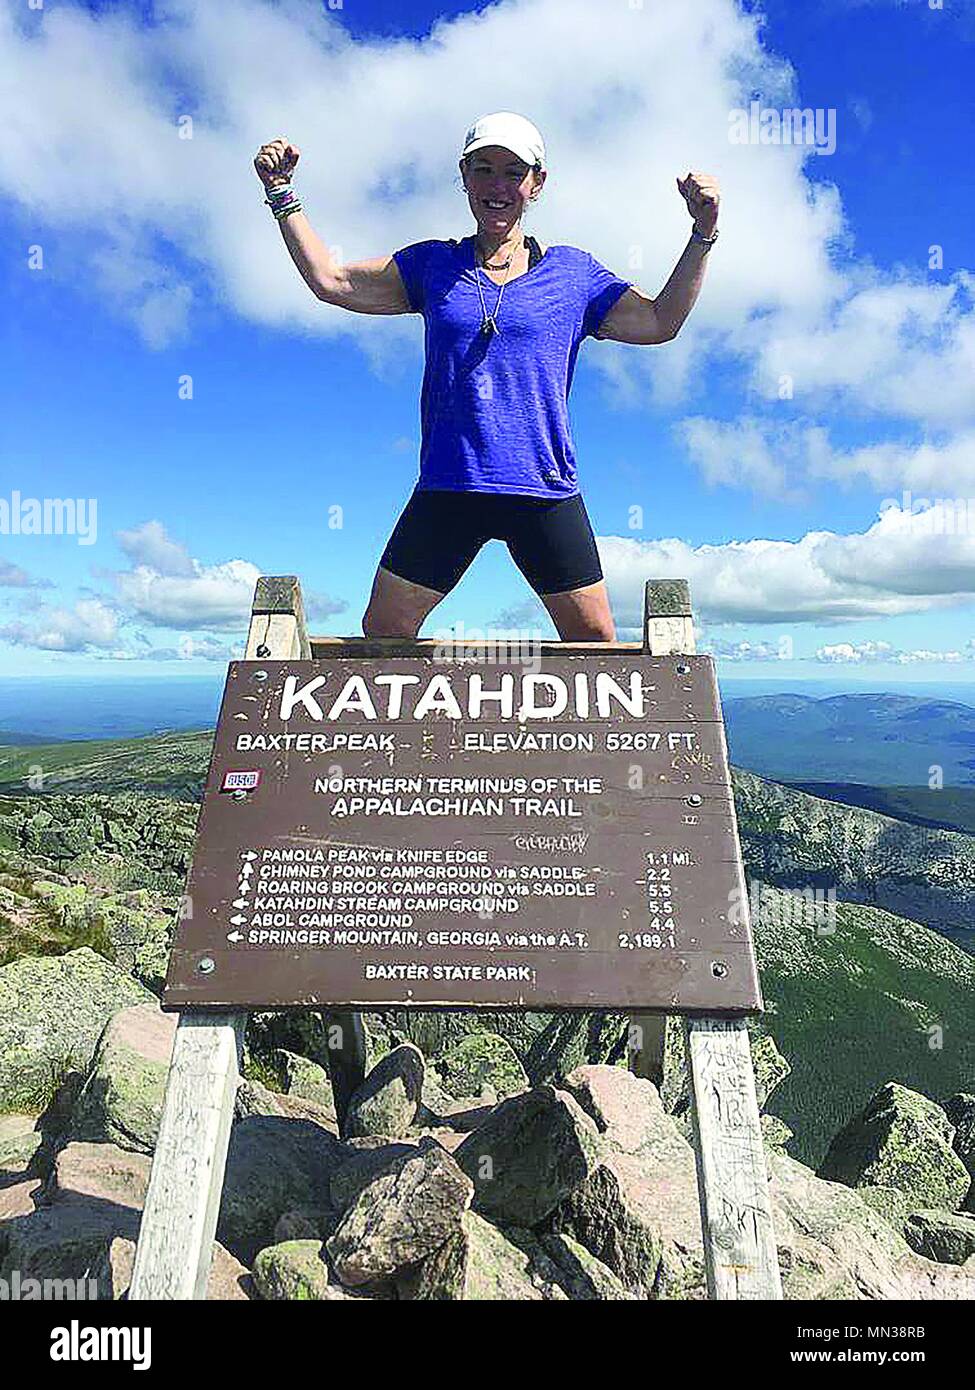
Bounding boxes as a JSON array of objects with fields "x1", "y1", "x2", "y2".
[
  {"x1": 111, "y1": 521, "x2": 346, "y2": 631},
  {"x1": 679, "y1": 416, "x2": 975, "y2": 500},
  {"x1": 1, "y1": 597, "x2": 120, "y2": 651},
  {"x1": 0, "y1": 0, "x2": 844, "y2": 352},
  {"x1": 114, "y1": 557, "x2": 261, "y2": 630},
  {"x1": 597, "y1": 502, "x2": 975, "y2": 626},
  {"x1": 117, "y1": 520, "x2": 196, "y2": 577},
  {"x1": 304, "y1": 590, "x2": 350, "y2": 621},
  {"x1": 678, "y1": 416, "x2": 831, "y2": 497},
  {"x1": 816, "y1": 641, "x2": 968, "y2": 664},
  {"x1": 0, "y1": 558, "x2": 51, "y2": 589},
  {"x1": 810, "y1": 432, "x2": 975, "y2": 496},
  {"x1": 705, "y1": 638, "x2": 792, "y2": 661},
  {"x1": 0, "y1": 517, "x2": 351, "y2": 657},
  {"x1": 739, "y1": 273, "x2": 975, "y2": 427},
  {"x1": 1, "y1": 0, "x2": 969, "y2": 442}
]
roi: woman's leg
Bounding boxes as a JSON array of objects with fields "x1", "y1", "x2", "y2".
[
  {"x1": 362, "y1": 489, "x2": 491, "y2": 637},
  {"x1": 362, "y1": 565, "x2": 448, "y2": 637},
  {"x1": 538, "y1": 578, "x2": 616, "y2": 641},
  {"x1": 504, "y1": 492, "x2": 616, "y2": 640}
]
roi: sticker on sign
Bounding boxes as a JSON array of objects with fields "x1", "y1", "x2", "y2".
[{"x1": 221, "y1": 770, "x2": 262, "y2": 792}]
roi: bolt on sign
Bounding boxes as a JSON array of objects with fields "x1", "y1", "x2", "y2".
[{"x1": 162, "y1": 655, "x2": 762, "y2": 1014}]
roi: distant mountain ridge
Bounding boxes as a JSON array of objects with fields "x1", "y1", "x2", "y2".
[
  {"x1": 785, "y1": 782, "x2": 975, "y2": 836},
  {"x1": 724, "y1": 691, "x2": 975, "y2": 787}
]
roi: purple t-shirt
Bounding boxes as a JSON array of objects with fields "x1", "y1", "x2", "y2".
[{"x1": 392, "y1": 236, "x2": 631, "y2": 498}]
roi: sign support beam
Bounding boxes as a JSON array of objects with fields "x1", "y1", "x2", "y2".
[
  {"x1": 630, "y1": 579, "x2": 782, "y2": 1300},
  {"x1": 131, "y1": 577, "x2": 355, "y2": 1297}
]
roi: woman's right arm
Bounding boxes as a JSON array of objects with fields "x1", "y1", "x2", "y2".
[{"x1": 254, "y1": 137, "x2": 411, "y2": 316}]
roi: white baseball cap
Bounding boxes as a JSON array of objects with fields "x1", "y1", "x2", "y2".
[{"x1": 461, "y1": 112, "x2": 546, "y2": 170}]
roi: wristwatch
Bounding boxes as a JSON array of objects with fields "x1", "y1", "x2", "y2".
[{"x1": 690, "y1": 225, "x2": 719, "y2": 250}]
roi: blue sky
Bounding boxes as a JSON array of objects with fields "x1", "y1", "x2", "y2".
[{"x1": 2, "y1": 0, "x2": 975, "y2": 683}]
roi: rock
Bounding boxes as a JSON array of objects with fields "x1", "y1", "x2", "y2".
[
  {"x1": 549, "y1": 1153, "x2": 678, "y2": 1297},
  {"x1": 384, "y1": 1009, "x2": 628, "y2": 1087},
  {"x1": 36, "y1": 1070, "x2": 86, "y2": 1147},
  {"x1": 273, "y1": 1208, "x2": 335, "y2": 1243},
  {"x1": 1, "y1": 1137, "x2": 252, "y2": 1299},
  {"x1": 0, "y1": 1112, "x2": 42, "y2": 1146},
  {"x1": 69, "y1": 1003, "x2": 176, "y2": 1154},
  {"x1": 0, "y1": 1122, "x2": 43, "y2": 1176},
  {"x1": 219, "y1": 1116, "x2": 347, "y2": 1265},
  {"x1": 267, "y1": 1090, "x2": 338, "y2": 1133},
  {"x1": 818, "y1": 1083, "x2": 970, "y2": 1212},
  {"x1": 0, "y1": 1200, "x2": 137, "y2": 1294},
  {"x1": 0, "y1": 947, "x2": 153, "y2": 1111},
  {"x1": 252, "y1": 1240, "x2": 352, "y2": 1299},
  {"x1": 247, "y1": 1011, "x2": 391, "y2": 1098},
  {"x1": 410, "y1": 1210, "x2": 567, "y2": 1300},
  {"x1": 235, "y1": 1076, "x2": 287, "y2": 1120},
  {"x1": 455, "y1": 1085, "x2": 602, "y2": 1227},
  {"x1": 563, "y1": 1064, "x2": 664, "y2": 1156},
  {"x1": 551, "y1": 1067, "x2": 705, "y2": 1296},
  {"x1": 857, "y1": 1186, "x2": 913, "y2": 1233},
  {"x1": 131, "y1": 923, "x2": 173, "y2": 995},
  {"x1": 0, "y1": 1141, "x2": 146, "y2": 1293},
  {"x1": 762, "y1": 1114, "x2": 794, "y2": 1152},
  {"x1": 48, "y1": 1140, "x2": 150, "y2": 1210},
  {"x1": 944, "y1": 1094, "x2": 975, "y2": 1203},
  {"x1": 903, "y1": 1210, "x2": 975, "y2": 1265},
  {"x1": 327, "y1": 1139, "x2": 472, "y2": 1287},
  {"x1": 330, "y1": 1140, "x2": 419, "y2": 1213},
  {"x1": 422, "y1": 1129, "x2": 467, "y2": 1154},
  {"x1": 344, "y1": 1044, "x2": 425, "y2": 1140},
  {"x1": 770, "y1": 1152, "x2": 974, "y2": 1299},
  {"x1": 435, "y1": 1099, "x2": 496, "y2": 1132},
  {"x1": 750, "y1": 1034, "x2": 792, "y2": 1108},
  {"x1": 438, "y1": 1033, "x2": 528, "y2": 1102},
  {"x1": 548, "y1": 1093, "x2": 975, "y2": 1300},
  {"x1": 95, "y1": 1235, "x2": 252, "y2": 1299},
  {"x1": 274, "y1": 1049, "x2": 335, "y2": 1112},
  {"x1": 0, "y1": 1178, "x2": 42, "y2": 1220},
  {"x1": 419, "y1": 1068, "x2": 456, "y2": 1118},
  {"x1": 538, "y1": 1231, "x2": 639, "y2": 1300},
  {"x1": 234, "y1": 1076, "x2": 338, "y2": 1134}
]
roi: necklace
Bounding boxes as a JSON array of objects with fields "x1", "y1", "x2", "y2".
[{"x1": 473, "y1": 234, "x2": 524, "y2": 338}]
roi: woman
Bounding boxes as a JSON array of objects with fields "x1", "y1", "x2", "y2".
[{"x1": 254, "y1": 111, "x2": 719, "y2": 641}]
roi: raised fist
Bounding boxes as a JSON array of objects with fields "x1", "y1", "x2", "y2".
[
  {"x1": 676, "y1": 171, "x2": 720, "y2": 237},
  {"x1": 254, "y1": 137, "x2": 300, "y2": 190}
]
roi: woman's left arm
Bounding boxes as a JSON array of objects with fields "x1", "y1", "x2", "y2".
[{"x1": 595, "y1": 171, "x2": 720, "y2": 346}]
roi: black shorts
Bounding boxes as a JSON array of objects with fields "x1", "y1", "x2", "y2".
[{"x1": 379, "y1": 487, "x2": 604, "y2": 597}]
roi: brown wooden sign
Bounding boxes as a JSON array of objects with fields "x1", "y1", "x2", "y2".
[{"x1": 162, "y1": 654, "x2": 762, "y2": 1014}]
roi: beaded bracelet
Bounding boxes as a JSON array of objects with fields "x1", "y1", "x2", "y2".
[{"x1": 264, "y1": 183, "x2": 303, "y2": 219}]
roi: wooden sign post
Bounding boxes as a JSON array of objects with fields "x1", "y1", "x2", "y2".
[{"x1": 130, "y1": 576, "x2": 781, "y2": 1301}]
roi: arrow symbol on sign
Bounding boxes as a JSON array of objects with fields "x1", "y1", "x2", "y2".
[
  {"x1": 230, "y1": 914, "x2": 247, "y2": 925},
  {"x1": 227, "y1": 931, "x2": 244, "y2": 943},
  {"x1": 232, "y1": 897, "x2": 248, "y2": 908},
  {"x1": 239, "y1": 863, "x2": 253, "y2": 878},
  {"x1": 240, "y1": 851, "x2": 257, "y2": 861}
]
